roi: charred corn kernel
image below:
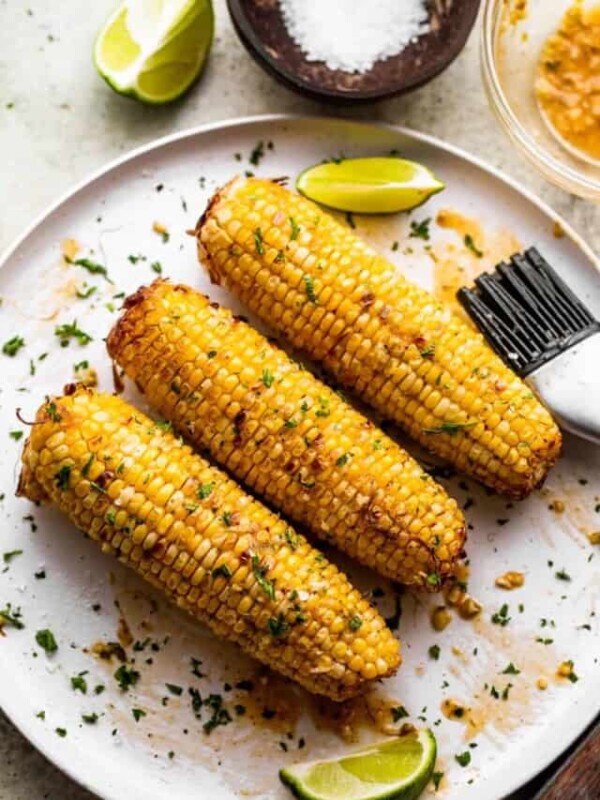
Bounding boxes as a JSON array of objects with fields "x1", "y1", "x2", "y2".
[
  {"x1": 107, "y1": 281, "x2": 466, "y2": 590},
  {"x1": 197, "y1": 178, "x2": 562, "y2": 499},
  {"x1": 431, "y1": 605, "x2": 452, "y2": 631},
  {"x1": 495, "y1": 571, "x2": 525, "y2": 590},
  {"x1": 588, "y1": 531, "x2": 600, "y2": 545},
  {"x1": 17, "y1": 387, "x2": 400, "y2": 701}
]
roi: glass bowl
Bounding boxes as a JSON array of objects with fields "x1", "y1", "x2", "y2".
[{"x1": 482, "y1": 0, "x2": 600, "y2": 200}]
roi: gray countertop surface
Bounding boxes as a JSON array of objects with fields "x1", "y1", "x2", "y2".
[{"x1": 0, "y1": 1, "x2": 598, "y2": 799}]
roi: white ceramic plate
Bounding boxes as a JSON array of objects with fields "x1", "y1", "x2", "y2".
[{"x1": 1, "y1": 116, "x2": 599, "y2": 800}]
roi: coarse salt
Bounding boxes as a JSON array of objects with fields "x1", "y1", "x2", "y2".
[{"x1": 279, "y1": 0, "x2": 430, "y2": 75}]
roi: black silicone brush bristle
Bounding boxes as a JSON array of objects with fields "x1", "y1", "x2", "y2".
[{"x1": 458, "y1": 248, "x2": 600, "y2": 376}]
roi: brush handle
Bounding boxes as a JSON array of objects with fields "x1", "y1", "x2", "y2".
[{"x1": 527, "y1": 333, "x2": 600, "y2": 445}]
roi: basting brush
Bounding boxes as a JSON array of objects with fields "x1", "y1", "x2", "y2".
[{"x1": 458, "y1": 247, "x2": 600, "y2": 445}]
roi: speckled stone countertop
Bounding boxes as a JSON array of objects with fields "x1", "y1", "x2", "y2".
[{"x1": 0, "y1": 2, "x2": 598, "y2": 799}]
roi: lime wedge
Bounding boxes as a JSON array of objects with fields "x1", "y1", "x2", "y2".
[
  {"x1": 94, "y1": 0, "x2": 214, "y2": 104},
  {"x1": 296, "y1": 158, "x2": 444, "y2": 214},
  {"x1": 280, "y1": 729, "x2": 437, "y2": 800}
]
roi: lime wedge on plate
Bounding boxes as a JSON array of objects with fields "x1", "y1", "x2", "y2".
[
  {"x1": 280, "y1": 729, "x2": 437, "y2": 800},
  {"x1": 296, "y1": 158, "x2": 444, "y2": 214},
  {"x1": 94, "y1": 0, "x2": 214, "y2": 104}
]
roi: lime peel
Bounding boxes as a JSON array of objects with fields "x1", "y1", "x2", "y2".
[
  {"x1": 296, "y1": 157, "x2": 444, "y2": 214},
  {"x1": 94, "y1": 0, "x2": 214, "y2": 104},
  {"x1": 280, "y1": 729, "x2": 437, "y2": 800}
]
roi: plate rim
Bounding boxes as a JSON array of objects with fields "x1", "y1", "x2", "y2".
[{"x1": 1, "y1": 113, "x2": 598, "y2": 800}]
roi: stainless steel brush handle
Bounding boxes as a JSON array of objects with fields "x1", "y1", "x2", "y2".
[{"x1": 527, "y1": 332, "x2": 600, "y2": 445}]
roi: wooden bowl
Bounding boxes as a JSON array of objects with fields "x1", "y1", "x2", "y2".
[{"x1": 227, "y1": 0, "x2": 482, "y2": 103}]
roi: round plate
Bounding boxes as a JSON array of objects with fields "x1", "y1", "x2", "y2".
[
  {"x1": 0, "y1": 116, "x2": 598, "y2": 800},
  {"x1": 227, "y1": 0, "x2": 481, "y2": 102}
]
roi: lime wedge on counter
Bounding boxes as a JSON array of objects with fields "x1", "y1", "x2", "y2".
[
  {"x1": 296, "y1": 158, "x2": 444, "y2": 214},
  {"x1": 94, "y1": 0, "x2": 214, "y2": 104},
  {"x1": 280, "y1": 729, "x2": 437, "y2": 800}
]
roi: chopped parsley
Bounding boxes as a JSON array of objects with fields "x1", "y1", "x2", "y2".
[
  {"x1": 428, "y1": 644, "x2": 441, "y2": 660},
  {"x1": 348, "y1": 615, "x2": 363, "y2": 631},
  {"x1": 207, "y1": 350, "x2": 217, "y2": 359},
  {"x1": 221, "y1": 511, "x2": 233, "y2": 527},
  {"x1": 409, "y1": 218, "x2": 431, "y2": 241},
  {"x1": 54, "y1": 320, "x2": 92, "y2": 347},
  {"x1": 3, "y1": 549, "x2": 23, "y2": 563},
  {"x1": 249, "y1": 140, "x2": 265, "y2": 166},
  {"x1": 132, "y1": 708, "x2": 146, "y2": 722},
  {"x1": 555, "y1": 569, "x2": 571, "y2": 581},
  {"x1": 197, "y1": 483, "x2": 214, "y2": 500},
  {"x1": 267, "y1": 614, "x2": 289, "y2": 637},
  {"x1": 336, "y1": 453, "x2": 351, "y2": 467},
  {"x1": 55, "y1": 727, "x2": 67, "y2": 738},
  {"x1": 420, "y1": 345, "x2": 435, "y2": 359},
  {"x1": 76, "y1": 285, "x2": 97, "y2": 299},
  {"x1": 455, "y1": 751, "x2": 471, "y2": 767},
  {"x1": 491, "y1": 604, "x2": 511, "y2": 626},
  {"x1": 315, "y1": 396, "x2": 329, "y2": 417},
  {"x1": 203, "y1": 693, "x2": 233, "y2": 735},
  {"x1": 3, "y1": 335, "x2": 25, "y2": 357},
  {"x1": 303, "y1": 274, "x2": 317, "y2": 303},
  {"x1": 251, "y1": 555, "x2": 275, "y2": 601},
  {"x1": 464, "y1": 234, "x2": 484, "y2": 258},
  {"x1": 424, "y1": 421, "x2": 476, "y2": 436},
  {"x1": 289, "y1": 217, "x2": 301, "y2": 241},
  {"x1": 261, "y1": 368, "x2": 274, "y2": 388},
  {"x1": 64, "y1": 256, "x2": 110, "y2": 281},
  {"x1": 0, "y1": 603, "x2": 24, "y2": 629},
  {"x1": 426, "y1": 572, "x2": 441, "y2": 588},
  {"x1": 114, "y1": 664, "x2": 140, "y2": 691},
  {"x1": 390, "y1": 705, "x2": 409, "y2": 722},
  {"x1": 284, "y1": 528, "x2": 299, "y2": 549},
  {"x1": 165, "y1": 683, "x2": 183, "y2": 696},
  {"x1": 502, "y1": 662, "x2": 520, "y2": 675},
  {"x1": 151, "y1": 261, "x2": 162, "y2": 274},
  {"x1": 212, "y1": 564, "x2": 232, "y2": 579},
  {"x1": 432, "y1": 771, "x2": 444, "y2": 791},
  {"x1": 253, "y1": 228, "x2": 264, "y2": 255},
  {"x1": 35, "y1": 628, "x2": 58, "y2": 653},
  {"x1": 46, "y1": 401, "x2": 62, "y2": 422},
  {"x1": 54, "y1": 465, "x2": 71, "y2": 490},
  {"x1": 71, "y1": 674, "x2": 88, "y2": 693},
  {"x1": 82, "y1": 712, "x2": 98, "y2": 724}
]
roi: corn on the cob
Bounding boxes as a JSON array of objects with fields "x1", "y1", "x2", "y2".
[
  {"x1": 196, "y1": 177, "x2": 562, "y2": 499},
  {"x1": 107, "y1": 281, "x2": 466, "y2": 590},
  {"x1": 17, "y1": 387, "x2": 400, "y2": 700}
]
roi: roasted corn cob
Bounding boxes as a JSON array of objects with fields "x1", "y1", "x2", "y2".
[
  {"x1": 17, "y1": 387, "x2": 400, "y2": 700},
  {"x1": 108, "y1": 281, "x2": 466, "y2": 590},
  {"x1": 196, "y1": 177, "x2": 562, "y2": 499}
]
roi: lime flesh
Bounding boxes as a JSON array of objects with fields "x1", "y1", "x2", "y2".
[
  {"x1": 280, "y1": 729, "x2": 437, "y2": 800},
  {"x1": 296, "y1": 158, "x2": 445, "y2": 214},
  {"x1": 94, "y1": 0, "x2": 214, "y2": 104}
]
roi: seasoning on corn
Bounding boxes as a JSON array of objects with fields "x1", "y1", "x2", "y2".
[
  {"x1": 107, "y1": 281, "x2": 466, "y2": 590},
  {"x1": 17, "y1": 387, "x2": 400, "y2": 701},
  {"x1": 196, "y1": 177, "x2": 562, "y2": 499}
]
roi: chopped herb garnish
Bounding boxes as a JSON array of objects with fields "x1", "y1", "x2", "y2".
[
  {"x1": 268, "y1": 614, "x2": 289, "y2": 637},
  {"x1": 289, "y1": 217, "x2": 300, "y2": 241},
  {"x1": 464, "y1": 234, "x2": 484, "y2": 258},
  {"x1": 3, "y1": 335, "x2": 25, "y2": 357},
  {"x1": 501, "y1": 683, "x2": 513, "y2": 700},
  {"x1": 82, "y1": 712, "x2": 98, "y2": 724},
  {"x1": 502, "y1": 662, "x2": 520, "y2": 675},
  {"x1": 315, "y1": 396, "x2": 329, "y2": 417},
  {"x1": 409, "y1": 218, "x2": 431, "y2": 241},
  {"x1": 54, "y1": 320, "x2": 92, "y2": 347},
  {"x1": 132, "y1": 708, "x2": 146, "y2": 722},
  {"x1": 391, "y1": 705, "x2": 409, "y2": 722},
  {"x1": 35, "y1": 628, "x2": 58, "y2": 653},
  {"x1": 197, "y1": 482, "x2": 214, "y2": 500},
  {"x1": 190, "y1": 657, "x2": 205, "y2": 678},
  {"x1": 212, "y1": 564, "x2": 232, "y2": 579},
  {"x1": 261, "y1": 368, "x2": 274, "y2": 388},
  {"x1": 54, "y1": 464, "x2": 71, "y2": 490},
  {"x1": 555, "y1": 569, "x2": 571, "y2": 581},
  {"x1": 303, "y1": 274, "x2": 317, "y2": 303},
  {"x1": 65, "y1": 256, "x2": 110, "y2": 281},
  {"x1": 128, "y1": 254, "x2": 146, "y2": 265},
  {"x1": 284, "y1": 528, "x2": 299, "y2": 549},
  {"x1": 432, "y1": 771, "x2": 444, "y2": 791},
  {"x1": 207, "y1": 350, "x2": 217, "y2": 359},
  {"x1": 166, "y1": 683, "x2": 183, "y2": 696},
  {"x1": 151, "y1": 261, "x2": 162, "y2": 274},
  {"x1": 46, "y1": 401, "x2": 62, "y2": 421},
  {"x1": 81, "y1": 453, "x2": 94, "y2": 477},
  {"x1": 253, "y1": 228, "x2": 264, "y2": 255},
  {"x1": 428, "y1": 644, "x2": 441, "y2": 660},
  {"x1": 203, "y1": 694, "x2": 232, "y2": 734},
  {"x1": 491, "y1": 604, "x2": 511, "y2": 626},
  {"x1": 426, "y1": 572, "x2": 441, "y2": 588},
  {"x1": 0, "y1": 603, "x2": 24, "y2": 629},
  {"x1": 221, "y1": 511, "x2": 233, "y2": 527},
  {"x1": 283, "y1": 418, "x2": 298, "y2": 429},
  {"x1": 76, "y1": 285, "x2": 97, "y2": 299},
  {"x1": 420, "y1": 345, "x2": 435, "y2": 359},
  {"x1": 71, "y1": 674, "x2": 88, "y2": 693},
  {"x1": 455, "y1": 751, "x2": 471, "y2": 767},
  {"x1": 336, "y1": 453, "x2": 351, "y2": 467},
  {"x1": 348, "y1": 615, "x2": 363, "y2": 631},
  {"x1": 55, "y1": 727, "x2": 67, "y2": 738},
  {"x1": 3, "y1": 549, "x2": 23, "y2": 563},
  {"x1": 424, "y1": 421, "x2": 476, "y2": 436},
  {"x1": 249, "y1": 140, "x2": 265, "y2": 166},
  {"x1": 114, "y1": 664, "x2": 140, "y2": 691},
  {"x1": 251, "y1": 555, "x2": 275, "y2": 600}
]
